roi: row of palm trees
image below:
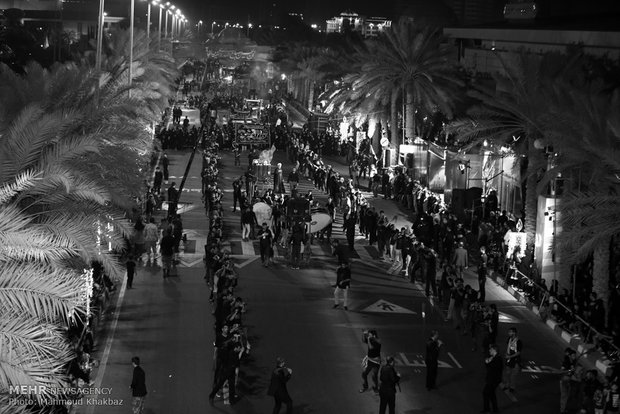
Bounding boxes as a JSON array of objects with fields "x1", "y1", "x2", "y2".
[
  {"x1": 279, "y1": 19, "x2": 619, "y2": 313},
  {"x1": 0, "y1": 29, "x2": 178, "y2": 411}
]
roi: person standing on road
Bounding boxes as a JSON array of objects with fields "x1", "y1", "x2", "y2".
[
  {"x1": 453, "y1": 242, "x2": 469, "y2": 277},
  {"x1": 161, "y1": 152, "x2": 169, "y2": 182},
  {"x1": 273, "y1": 162, "x2": 285, "y2": 194},
  {"x1": 159, "y1": 228, "x2": 175, "y2": 279},
  {"x1": 425, "y1": 330, "x2": 443, "y2": 390},
  {"x1": 478, "y1": 246, "x2": 489, "y2": 302},
  {"x1": 333, "y1": 263, "x2": 351, "y2": 310},
  {"x1": 258, "y1": 223, "x2": 274, "y2": 267},
  {"x1": 360, "y1": 329, "x2": 382, "y2": 393},
  {"x1": 424, "y1": 248, "x2": 438, "y2": 297},
  {"x1": 167, "y1": 182, "x2": 178, "y2": 218},
  {"x1": 501, "y1": 327, "x2": 523, "y2": 394},
  {"x1": 378, "y1": 356, "x2": 400, "y2": 414},
  {"x1": 482, "y1": 344, "x2": 503, "y2": 414},
  {"x1": 332, "y1": 239, "x2": 350, "y2": 265},
  {"x1": 143, "y1": 217, "x2": 159, "y2": 261},
  {"x1": 267, "y1": 357, "x2": 293, "y2": 414},
  {"x1": 232, "y1": 176, "x2": 243, "y2": 212},
  {"x1": 126, "y1": 256, "x2": 136, "y2": 289},
  {"x1": 288, "y1": 224, "x2": 305, "y2": 270},
  {"x1": 130, "y1": 356, "x2": 147, "y2": 414},
  {"x1": 153, "y1": 166, "x2": 163, "y2": 193}
]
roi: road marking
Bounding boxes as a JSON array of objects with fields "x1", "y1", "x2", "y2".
[
  {"x1": 235, "y1": 257, "x2": 260, "y2": 269},
  {"x1": 241, "y1": 240, "x2": 255, "y2": 255},
  {"x1": 177, "y1": 257, "x2": 204, "y2": 267},
  {"x1": 362, "y1": 300, "x2": 416, "y2": 314},
  {"x1": 397, "y1": 352, "x2": 458, "y2": 369},
  {"x1": 448, "y1": 352, "x2": 463, "y2": 369},
  {"x1": 498, "y1": 311, "x2": 520, "y2": 323}
]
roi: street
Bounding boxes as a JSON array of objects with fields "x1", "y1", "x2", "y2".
[{"x1": 85, "y1": 147, "x2": 566, "y2": 414}]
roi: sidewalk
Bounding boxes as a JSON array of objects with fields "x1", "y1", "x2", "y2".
[{"x1": 320, "y1": 151, "x2": 613, "y2": 376}]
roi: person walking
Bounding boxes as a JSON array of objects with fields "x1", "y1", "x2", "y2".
[
  {"x1": 162, "y1": 153, "x2": 169, "y2": 182},
  {"x1": 143, "y1": 217, "x2": 159, "y2": 261},
  {"x1": 333, "y1": 263, "x2": 351, "y2": 310},
  {"x1": 360, "y1": 329, "x2": 381, "y2": 393},
  {"x1": 482, "y1": 345, "x2": 503, "y2": 414},
  {"x1": 267, "y1": 357, "x2": 293, "y2": 414},
  {"x1": 130, "y1": 357, "x2": 147, "y2": 414},
  {"x1": 378, "y1": 356, "x2": 400, "y2": 414},
  {"x1": 478, "y1": 246, "x2": 489, "y2": 302},
  {"x1": 288, "y1": 225, "x2": 304, "y2": 270},
  {"x1": 425, "y1": 330, "x2": 443, "y2": 390},
  {"x1": 126, "y1": 256, "x2": 136, "y2": 289},
  {"x1": 501, "y1": 327, "x2": 523, "y2": 394},
  {"x1": 453, "y1": 242, "x2": 469, "y2": 277}
]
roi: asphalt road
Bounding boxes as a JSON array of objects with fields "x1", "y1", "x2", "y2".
[{"x1": 83, "y1": 146, "x2": 566, "y2": 414}]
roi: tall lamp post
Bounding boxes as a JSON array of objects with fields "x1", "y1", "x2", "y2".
[
  {"x1": 157, "y1": 2, "x2": 163, "y2": 51},
  {"x1": 95, "y1": 0, "x2": 105, "y2": 71},
  {"x1": 211, "y1": 21, "x2": 215, "y2": 35},
  {"x1": 129, "y1": 0, "x2": 135, "y2": 91},
  {"x1": 145, "y1": 0, "x2": 151, "y2": 42},
  {"x1": 164, "y1": 9, "x2": 170, "y2": 38}
]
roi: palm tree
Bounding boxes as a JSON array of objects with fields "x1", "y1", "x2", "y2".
[
  {"x1": 543, "y1": 85, "x2": 620, "y2": 309},
  {"x1": 448, "y1": 52, "x2": 582, "y2": 253},
  {"x1": 0, "y1": 30, "x2": 177, "y2": 408},
  {"x1": 356, "y1": 19, "x2": 462, "y2": 143}
]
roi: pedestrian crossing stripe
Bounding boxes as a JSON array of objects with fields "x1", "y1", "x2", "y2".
[{"x1": 362, "y1": 300, "x2": 416, "y2": 314}]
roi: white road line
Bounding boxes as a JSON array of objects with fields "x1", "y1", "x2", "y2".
[
  {"x1": 447, "y1": 352, "x2": 463, "y2": 369},
  {"x1": 86, "y1": 272, "x2": 128, "y2": 414},
  {"x1": 241, "y1": 240, "x2": 255, "y2": 255}
]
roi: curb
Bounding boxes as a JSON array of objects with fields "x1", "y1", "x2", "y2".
[{"x1": 488, "y1": 272, "x2": 614, "y2": 376}]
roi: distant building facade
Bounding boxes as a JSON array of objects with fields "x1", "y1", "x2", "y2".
[
  {"x1": 325, "y1": 11, "x2": 391, "y2": 38},
  {"x1": 444, "y1": 2, "x2": 620, "y2": 77}
]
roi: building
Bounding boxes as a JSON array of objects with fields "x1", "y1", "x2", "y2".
[
  {"x1": 443, "y1": 2, "x2": 620, "y2": 77},
  {"x1": 325, "y1": 11, "x2": 391, "y2": 38},
  {"x1": 444, "y1": 0, "x2": 505, "y2": 25}
]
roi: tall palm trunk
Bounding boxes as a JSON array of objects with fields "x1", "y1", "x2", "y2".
[
  {"x1": 405, "y1": 83, "x2": 415, "y2": 140},
  {"x1": 592, "y1": 238, "x2": 610, "y2": 323},
  {"x1": 390, "y1": 90, "x2": 399, "y2": 145},
  {"x1": 524, "y1": 138, "x2": 543, "y2": 253},
  {"x1": 307, "y1": 80, "x2": 315, "y2": 112}
]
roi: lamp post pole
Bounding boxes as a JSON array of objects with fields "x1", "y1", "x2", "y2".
[
  {"x1": 157, "y1": 4, "x2": 163, "y2": 51},
  {"x1": 164, "y1": 10, "x2": 169, "y2": 38},
  {"x1": 95, "y1": 0, "x2": 105, "y2": 71},
  {"x1": 146, "y1": 1, "x2": 151, "y2": 43},
  {"x1": 129, "y1": 0, "x2": 135, "y2": 92}
]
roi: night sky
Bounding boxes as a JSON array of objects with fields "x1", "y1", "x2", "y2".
[{"x1": 173, "y1": 0, "x2": 400, "y2": 27}]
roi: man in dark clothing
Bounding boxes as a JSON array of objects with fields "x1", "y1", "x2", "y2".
[
  {"x1": 425, "y1": 330, "x2": 443, "y2": 390},
  {"x1": 209, "y1": 341, "x2": 242, "y2": 405},
  {"x1": 478, "y1": 246, "x2": 489, "y2": 302},
  {"x1": 153, "y1": 166, "x2": 163, "y2": 193},
  {"x1": 332, "y1": 240, "x2": 350, "y2": 265},
  {"x1": 162, "y1": 153, "x2": 169, "y2": 181},
  {"x1": 159, "y1": 229, "x2": 175, "y2": 278},
  {"x1": 167, "y1": 182, "x2": 178, "y2": 218},
  {"x1": 482, "y1": 344, "x2": 503, "y2": 413},
  {"x1": 126, "y1": 256, "x2": 136, "y2": 289},
  {"x1": 333, "y1": 263, "x2": 351, "y2": 310},
  {"x1": 360, "y1": 329, "x2": 381, "y2": 393},
  {"x1": 344, "y1": 213, "x2": 357, "y2": 251},
  {"x1": 258, "y1": 223, "x2": 274, "y2": 267},
  {"x1": 288, "y1": 225, "x2": 305, "y2": 269},
  {"x1": 379, "y1": 356, "x2": 400, "y2": 414},
  {"x1": 130, "y1": 357, "x2": 147, "y2": 414},
  {"x1": 232, "y1": 177, "x2": 243, "y2": 212},
  {"x1": 267, "y1": 357, "x2": 293, "y2": 414}
]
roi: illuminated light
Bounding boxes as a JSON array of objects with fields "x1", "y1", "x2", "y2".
[
  {"x1": 281, "y1": 73, "x2": 286, "y2": 80},
  {"x1": 311, "y1": 24, "x2": 317, "y2": 29},
  {"x1": 483, "y1": 139, "x2": 488, "y2": 147},
  {"x1": 82, "y1": 268, "x2": 94, "y2": 324}
]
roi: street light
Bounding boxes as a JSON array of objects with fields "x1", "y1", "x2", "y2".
[
  {"x1": 95, "y1": 0, "x2": 105, "y2": 71},
  {"x1": 157, "y1": 2, "x2": 163, "y2": 51},
  {"x1": 211, "y1": 21, "x2": 216, "y2": 34},
  {"x1": 129, "y1": 0, "x2": 135, "y2": 91},
  {"x1": 164, "y1": 9, "x2": 170, "y2": 38}
]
